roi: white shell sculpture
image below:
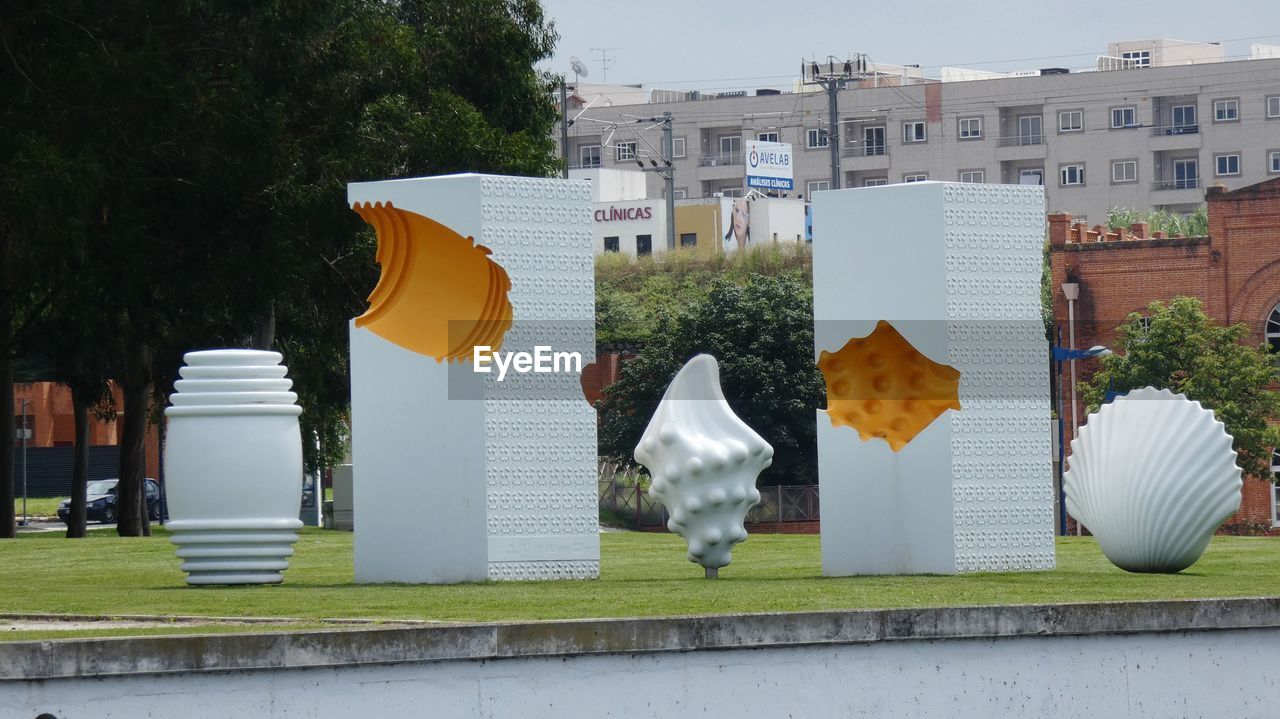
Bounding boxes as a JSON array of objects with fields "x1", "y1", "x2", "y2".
[
  {"x1": 1064, "y1": 387, "x2": 1242, "y2": 573},
  {"x1": 634, "y1": 355, "x2": 773, "y2": 576}
]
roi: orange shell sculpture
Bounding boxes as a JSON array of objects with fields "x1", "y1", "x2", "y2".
[
  {"x1": 353, "y1": 202, "x2": 512, "y2": 361},
  {"x1": 818, "y1": 320, "x2": 961, "y2": 452}
]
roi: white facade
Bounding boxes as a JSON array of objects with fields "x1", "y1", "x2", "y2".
[
  {"x1": 564, "y1": 51, "x2": 1280, "y2": 223},
  {"x1": 591, "y1": 198, "x2": 666, "y2": 256}
]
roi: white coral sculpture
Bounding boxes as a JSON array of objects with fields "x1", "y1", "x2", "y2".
[{"x1": 634, "y1": 354, "x2": 774, "y2": 577}]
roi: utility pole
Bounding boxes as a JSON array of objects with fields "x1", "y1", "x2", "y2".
[
  {"x1": 805, "y1": 55, "x2": 865, "y2": 190},
  {"x1": 662, "y1": 112, "x2": 675, "y2": 250},
  {"x1": 560, "y1": 80, "x2": 570, "y2": 179}
]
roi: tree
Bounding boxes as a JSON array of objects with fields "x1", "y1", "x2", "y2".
[
  {"x1": 1, "y1": 0, "x2": 563, "y2": 535},
  {"x1": 598, "y1": 275, "x2": 827, "y2": 485},
  {"x1": 1081, "y1": 297, "x2": 1280, "y2": 481},
  {"x1": 1107, "y1": 206, "x2": 1208, "y2": 237}
]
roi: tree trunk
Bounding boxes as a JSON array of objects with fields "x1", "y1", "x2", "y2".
[
  {"x1": 116, "y1": 340, "x2": 152, "y2": 537},
  {"x1": 0, "y1": 353, "x2": 14, "y2": 539},
  {"x1": 65, "y1": 385, "x2": 91, "y2": 538},
  {"x1": 251, "y1": 305, "x2": 275, "y2": 350}
]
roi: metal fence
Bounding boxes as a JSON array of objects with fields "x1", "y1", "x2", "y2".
[{"x1": 597, "y1": 461, "x2": 819, "y2": 529}]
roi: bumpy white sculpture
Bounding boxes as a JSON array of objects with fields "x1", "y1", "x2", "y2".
[
  {"x1": 1064, "y1": 387, "x2": 1243, "y2": 573},
  {"x1": 634, "y1": 354, "x2": 773, "y2": 576}
]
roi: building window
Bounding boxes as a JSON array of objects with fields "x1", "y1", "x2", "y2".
[
  {"x1": 579, "y1": 144, "x2": 601, "y2": 168},
  {"x1": 806, "y1": 128, "x2": 829, "y2": 148},
  {"x1": 1058, "y1": 110, "x2": 1083, "y2": 132},
  {"x1": 1173, "y1": 159, "x2": 1198, "y2": 189},
  {"x1": 720, "y1": 187, "x2": 744, "y2": 198},
  {"x1": 1270, "y1": 150, "x2": 1280, "y2": 174},
  {"x1": 958, "y1": 169, "x2": 984, "y2": 183},
  {"x1": 718, "y1": 135, "x2": 741, "y2": 158},
  {"x1": 1171, "y1": 104, "x2": 1197, "y2": 131},
  {"x1": 1060, "y1": 163, "x2": 1084, "y2": 186},
  {"x1": 863, "y1": 178, "x2": 888, "y2": 187},
  {"x1": 1215, "y1": 153, "x2": 1241, "y2": 176},
  {"x1": 1111, "y1": 160, "x2": 1138, "y2": 184},
  {"x1": 1111, "y1": 106, "x2": 1137, "y2": 128},
  {"x1": 615, "y1": 141, "x2": 637, "y2": 161},
  {"x1": 1121, "y1": 50, "x2": 1151, "y2": 68},
  {"x1": 1271, "y1": 449, "x2": 1280, "y2": 527},
  {"x1": 1019, "y1": 168, "x2": 1044, "y2": 185},
  {"x1": 636, "y1": 234, "x2": 652, "y2": 257},
  {"x1": 1266, "y1": 303, "x2": 1280, "y2": 354},
  {"x1": 757, "y1": 131, "x2": 780, "y2": 143},
  {"x1": 902, "y1": 121, "x2": 926, "y2": 143},
  {"x1": 1214, "y1": 99, "x2": 1239, "y2": 122},
  {"x1": 679, "y1": 233, "x2": 698, "y2": 248},
  {"x1": 671, "y1": 137, "x2": 686, "y2": 158},
  {"x1": 1017, "y1": 115, "x2": 1043, "y2": 145},
  {"x1": 903, "y1": 173, "x2": 928, "y2": 183},
  {"x1": 806, "y1": 180, "x2": 830, "y2": 196},
  {"x1": 1268, "y1": 96, "x2": 1280, "y2": 119},
  {"x1": 603, "y1": 236, "x2": 619, "y2": 253},
  {"x1": 958, "y1": 117, "x2": 982, "y2": 139},
  {"x1": 671, "y1": 188, "x2": 687, "y2": 200}
]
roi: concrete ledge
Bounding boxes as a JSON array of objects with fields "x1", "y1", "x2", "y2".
[{"x1": 4, "y1": 596, "x2": 1279, "y2": 681}]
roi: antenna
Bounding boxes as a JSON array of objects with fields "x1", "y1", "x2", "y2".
[
  {"x1": 590, "y1": 47, "x2": 616, "y2": 85},
  {"x1": 569, "y1": 56, "x2": 588, "y2": 86}
]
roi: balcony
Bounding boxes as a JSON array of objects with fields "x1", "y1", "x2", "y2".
[
  {"x1": 697, "y1": 152, "x2": 743, "y2": 168},
  {"x1": 995, "y1": 134, "x2": 1047, "y2": 162},
  {"x1": 841, "y1": 142, "x2": 888, "y2": 158},
  {"x1": 1150, "y1": 124, "x2": 1199, "y2": 136},
  {"x1": 996, "y1": 134, "x2": 1045, "y2": 147},
  {"x1": 1153, "y1": 179, "x2": 1200, "y2": 191}
]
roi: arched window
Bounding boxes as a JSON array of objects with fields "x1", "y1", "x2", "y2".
[
  {"x1": 1267, "y1": 304, "x2": 1280, "y2": 355},
  {"x1": 1272, "y1": 450, "x2": 1280, "y2": 527}
]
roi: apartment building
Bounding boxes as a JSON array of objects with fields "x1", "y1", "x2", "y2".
[{"x1": 563, "y1": 48, "x2": 1280, "y2": 224}]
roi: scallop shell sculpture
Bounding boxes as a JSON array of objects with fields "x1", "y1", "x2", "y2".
[
  {"x1": 634, "y1": 355, "x2": 773, "y2": 575},
  {"x1": 1064, "y1": 387, "x2": 1242, "y2": 573}
]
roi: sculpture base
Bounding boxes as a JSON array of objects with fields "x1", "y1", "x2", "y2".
[{"x1": 168, "y1": 518, "x2": 302, "y2": 585}]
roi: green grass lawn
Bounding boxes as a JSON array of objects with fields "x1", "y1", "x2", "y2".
[
  {"x1": 2, "y1": 529, "x2": 1278, "y2": 641},
  {"x1": 12, "y1": 497, "x2": 64, "y2": 518}
]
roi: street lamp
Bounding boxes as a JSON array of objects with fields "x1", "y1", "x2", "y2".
[{"x1": 16, "y1": 399, "x2": 30, "y2": 527}]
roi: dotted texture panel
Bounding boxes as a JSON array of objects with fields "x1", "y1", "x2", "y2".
[
  {"x1": 479, "y1": 176, "x2": 600, "y2": 581},
  {"x1": 942, "y1": 183, "x2": 1055, "y2": 572}
]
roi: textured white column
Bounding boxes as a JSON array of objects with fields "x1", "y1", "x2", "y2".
[
  {"x1": 812, "y1": 182, "x2": 1054, "y2": 575},
  {"x1": 348, "y1": 174, "x2": 599, "y2": 583}
]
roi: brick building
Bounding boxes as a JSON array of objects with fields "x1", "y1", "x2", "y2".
[
  {"x1": 1048, "y1": 177, "x2": 1280, "y2": 531},
  {"x1": 12, "y1": 382, "x2": 162, "y2": 496}
]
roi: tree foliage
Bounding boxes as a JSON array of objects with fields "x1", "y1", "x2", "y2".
[
  {"x1": 0, "y1": 0, "x2": 562, "y2": 536},
  {"x1": 1081, "y1": 297, "x2": 1280, "y2": 481},
  {"x1": 597, "y1": 274, "x2": 826, "y2": 485},
  {"x1": 1107, "y1": 206, "x2": 1208, "y2": 238}
]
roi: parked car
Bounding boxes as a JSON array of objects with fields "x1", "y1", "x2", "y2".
[{"x1": 57, "y1": 478, "x2": 165, "y2": 525}]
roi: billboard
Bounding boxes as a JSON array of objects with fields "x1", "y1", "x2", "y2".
[{"x1": 745, "y1": 140, "x2": 793, "y2": 191}]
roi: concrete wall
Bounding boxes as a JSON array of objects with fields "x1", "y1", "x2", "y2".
[{"x1": 4, "y1": 598, "x2": 1280, "y2": 718}]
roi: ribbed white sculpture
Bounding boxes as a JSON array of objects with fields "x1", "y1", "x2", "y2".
[
  {"x1": 165, "y1": 350, "x2": 304, "y2": 585},
  {"x1": 1064, "y1": 387, "x2": 1243, "y2": 573},
  {"x1": 634, "y1": 355, "x2": 773, "y2": 577}
]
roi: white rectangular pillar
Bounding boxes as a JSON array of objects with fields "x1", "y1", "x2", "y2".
[
  {"x1": 812, "y1": 182, "x2": 1055, "y2": 575},
  {"x1": 348, "y1": 174, "x2": 599, "y2": 583}
]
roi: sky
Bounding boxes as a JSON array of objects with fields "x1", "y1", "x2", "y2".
[{"x1": 537, "y1": 0, "x2": 1280, "y2": 92}]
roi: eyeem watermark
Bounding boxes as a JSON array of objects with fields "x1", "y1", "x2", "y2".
[{"x1": 473, "y1": 345, "x2": 583, "y2": 381}]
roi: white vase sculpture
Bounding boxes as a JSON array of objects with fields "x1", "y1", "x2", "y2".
[
  {"x1": 1064, "y1": 387, "x2": 1243, "y2": 573},
  {"x1": 165, "y1": 350, "x2": 305, "y2": 585},
  {"x1": 634, "y1": 354, "x2": 773, "y2": 576}
]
